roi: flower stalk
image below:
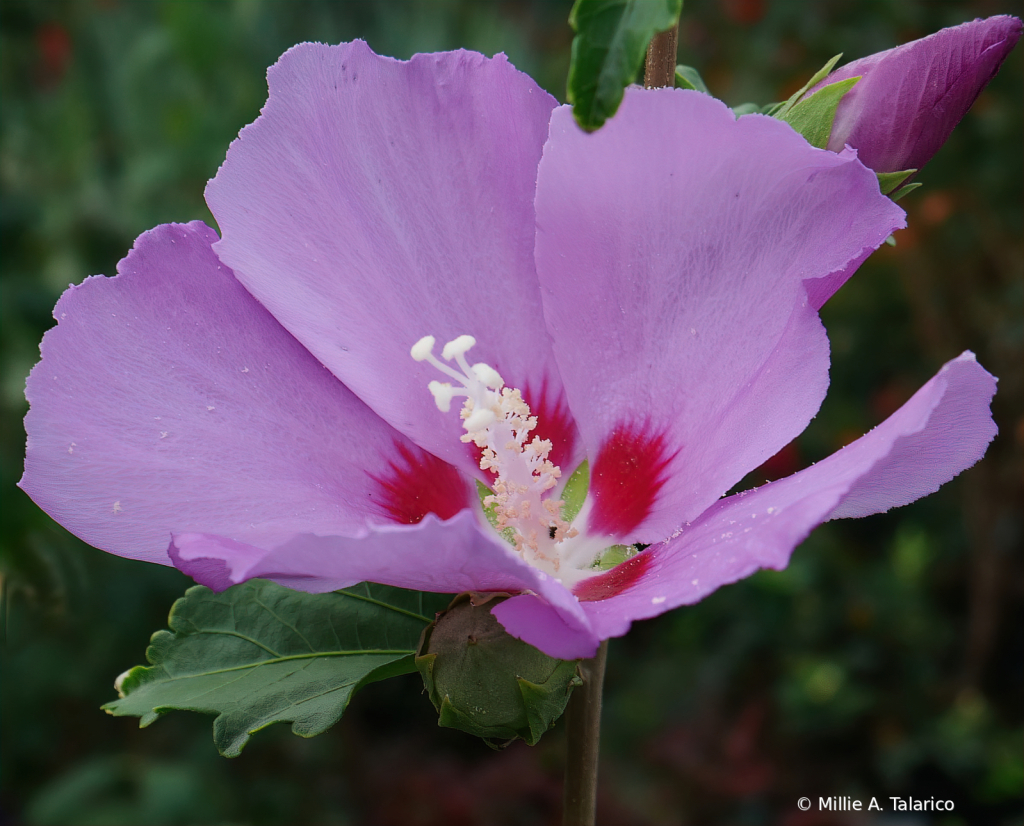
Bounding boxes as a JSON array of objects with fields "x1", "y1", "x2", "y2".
[
  {"x1": 562, "y1": 640, "x2": 609, "y2": 826},
  {"x1": 562, "y1": 29, "x2": 679, "y2": 822},
  {"x1": 644, "y1": 23, "x2": 679, "y2": 89}
]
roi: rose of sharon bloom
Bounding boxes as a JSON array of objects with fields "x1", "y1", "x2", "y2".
[
  {"x1": 812, "y1": 15, "x2": 1022, "y2": 174},
  {"x1": 21, "y1": 42, "x2": 998, "y2": 660}
]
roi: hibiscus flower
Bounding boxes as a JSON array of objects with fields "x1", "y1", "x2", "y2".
[{"x1": 20, "y1": 42, "x2": 996, "y2": 660}]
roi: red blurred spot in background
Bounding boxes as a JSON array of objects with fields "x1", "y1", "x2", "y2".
[
  {"x1": 36, "y1": 23, "x2": 72, "y2": 88},
  {"x1": 917, "y1": 189, "x2": 956, "y2": 227},
  {"x1": 870, "y1": 379, "x2": 915, "y2": 422},
  {"x1": 720, "y1": 0, "x2": 766, "y2": 25},
  {"x1": 755, "y1": 440, "x2": 802, "y2": 482}
]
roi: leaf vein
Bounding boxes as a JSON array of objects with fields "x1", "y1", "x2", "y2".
[
  {"x1": 336, "y1": 588, "x2": 434, "y2": 623},
  {"x1": 142, "y1": 650, "x2": 410, "y2": 683}
]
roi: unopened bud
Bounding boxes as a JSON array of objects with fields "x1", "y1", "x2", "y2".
[{"x1": 415, "y1": 593, "x2": 582, "y2": 748}]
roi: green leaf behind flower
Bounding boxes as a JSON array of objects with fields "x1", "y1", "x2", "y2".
[
  {"x1": 567, "y1": 0, "x2": 683, "y2": 132},
  {"x1": 103, "y1": 580, "x2": 451, "y2": 757},
  {"x1": 674, "y1": 63, "x2": 709, "y2": 94}
]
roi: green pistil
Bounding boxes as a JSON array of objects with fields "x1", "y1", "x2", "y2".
[
  {"x1": 560, "y1": 460, "x2": 589, "y2": 523},
  {"x1": 594, "y1": 544, "x2": 639, "y2": 570}
]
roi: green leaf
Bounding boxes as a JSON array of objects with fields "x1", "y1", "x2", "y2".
[
  {"x1": 567, "y1": 0, "x2": 683, "y2": 132},
  {"x1": 732, "y1": 102, "x2": 762, "y2": 116},
  {"x1": 103, "y1": 580, "x2": 452, "y2": 757},
  {"x1": 778, "y1": 76, "x2": 859, "y2": 148},
  {"x1": 674, "y1": 63, "x2": 708, "y2": 94},
  {"x1": 773, "y1": 53, "x2": 843, "y2": 119}
]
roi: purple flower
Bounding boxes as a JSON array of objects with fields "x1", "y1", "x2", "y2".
[
  {"x1": 813, "y1": 15, "x2": 1022, "y2": 174},
  {"x1": 20, "y1": 42, "x2": 997, "y2": 660}
]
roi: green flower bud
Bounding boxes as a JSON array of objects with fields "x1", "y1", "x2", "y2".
[{"x1": 416, "y1": 593, "x2": 582, "y2": 748}]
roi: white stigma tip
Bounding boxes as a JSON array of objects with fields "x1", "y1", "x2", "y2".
[
  {"x1": 471, "y1": 363, "x2": 504, "y2": 390},
  {"x1": 464, "y1": 408, "x2": 496, "y2": 431},
  {"x1": 411, "y1": 336, "x2": 436, "y2": 361},
  {"x1": 442, "y1": 335, "x2": 476, "y2": 361}
]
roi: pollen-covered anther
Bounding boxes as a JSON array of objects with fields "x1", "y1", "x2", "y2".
[
  {"x1": 529, "y1": 439, "x2": 552, "y2": 458},
  {"x1": 427, "y1": 381, "x2": 456, "y2": 413}
]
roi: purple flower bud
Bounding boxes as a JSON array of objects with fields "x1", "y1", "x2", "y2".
[{"x1": 815, "y1": 16, "x2": 1021, "y2": 173}]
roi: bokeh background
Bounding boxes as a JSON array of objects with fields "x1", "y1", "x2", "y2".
[{"x1": 1, "y1": 1, "x2": 1020, "y2": 824}]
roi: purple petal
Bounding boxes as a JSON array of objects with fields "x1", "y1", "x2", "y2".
[
  {"x1": 170, "y1": 511, "x2": 533, "y2": 593},
  {"x1": 20, "y1": 222, "x2": 472, "y2": 565},
  {"x1": 819, "y1": 16, "x2": 1022, "y2": 173},
  {"x1": 534, "y1": 88, "x2": 904, "y2": 542},
  {"x1": 170, "y1": 509, "x2": 595, "y2": 658},
  {"x1": 206, "y1": 41, "x2": 580, "y2": 478},
  {"x1": 491, "y1": 595, "x2": 600, "y2": 660},
  {"x1": 803, "y1": 237, "x2": 874, "y2": 311},
  {"x1": 577, "y1": 353, "x2": 997, "y2": 642},
  {"x1": 819, "y1": 353, "x2": 997, "y2": 519}
]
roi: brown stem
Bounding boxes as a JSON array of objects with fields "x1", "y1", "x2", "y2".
[
  {"x1": 644, "y1": 24, "x2": 679, "y2": 89},
  {"x1": 563, "y1": 640, "x2": 609, "y2": 826}
]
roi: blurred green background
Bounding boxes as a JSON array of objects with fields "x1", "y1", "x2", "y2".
[{"x1": 1, "y1": 1, "x2": 1020, "y2": 824}]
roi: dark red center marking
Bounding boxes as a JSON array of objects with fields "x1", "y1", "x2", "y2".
[
  {"x1": 573, "y1": 551, "x2": 654, "y2": 601},
  {"x1": 589, "y1": 423, "x2": 676, "y2": 538},
  {"x1": 521, "y1": 377, "x2": 577, "y2": 472},
  {"x1": 371, "y1": 442, "x2": 472, "y2": 524}
]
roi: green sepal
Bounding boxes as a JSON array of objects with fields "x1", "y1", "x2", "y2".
[
  {"x1": 103, "y1": 580, "x2": 450, "y2": 757},
  {"x1": 773, "y1": 53, "x2": 843, "y2": 119},
  {"x1": 674, "y1": 64, "x2": 709, "y2": 94},
  {"x1": 876, "y1": 168, "x2": 917, "y2": 195},
  {"x1": 416, "y1": 594, "x2": 581, "y2": 748},
  {"x1": 425, "y1": 670, "x2": 582, "y2": 749},
  {"x1": 777, "y1": 76, "x2": 859, "y2": 148},
  {"x1": 560, "y1": 460, "x2": 590, "y2": 524},
  {"x1": 877, "y1": 168, "x2": 923, "y2": 202},
  {"x1": 891, "y1": 182, "x2": 923, "y2": 201},
  {"x1": 567, "y1": 0, "x2": 684, "y2": 132},
  {"x1": 519, "y1": 673, "x2": 584, "y2": 745}
]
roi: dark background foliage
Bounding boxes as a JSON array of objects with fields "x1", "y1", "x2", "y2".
[{"x1": 1, "y1": 1, "x2": 1020, "y2": 824}]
